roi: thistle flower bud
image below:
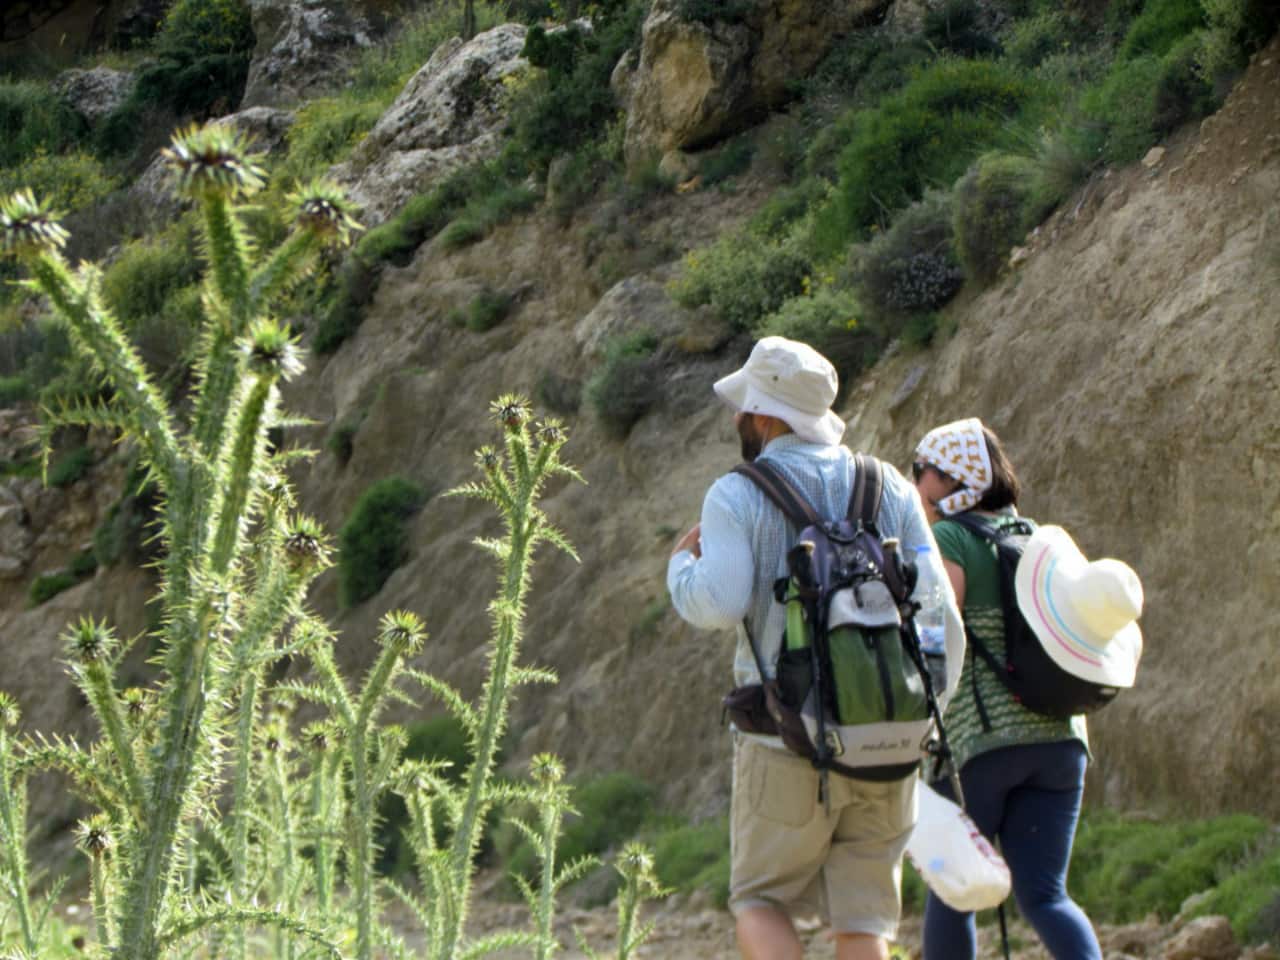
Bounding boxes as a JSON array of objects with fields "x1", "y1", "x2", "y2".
[
  {"x1": 530, "y1": 752, "x2": 564, "y2": 786},
  {"x1": 377, "y1": 610, "x2": 426, "y2": 655},
  {"x1": 244, "y1": 320, "x2": 304, "y2": 381},
  {"x1": 75, "y1": 815, "x2": 114, "y2": 857},
  {"x1": 0, "y1": 189, "x2": 69, "y2": 257},
  {"x1": 491, "y1": 395, "x2": 531, "y2": 432},
  {"x1": 618, "y1": 841, "x2": 656, "y2": 880},
  {"x1": 290, "y1": 180, "x2": 362, "y2": 247},
  {"x1": 121, "y1": 687, "x2": 148, "y2": 721},
  {"x1": 283, "y1": 515, "x2": 330, "y2": 573},
  {"x1": 63, "y1": 618, "x2": 117, "y2": 663},
  {"x1": 0, "y1": 692, "x2": 19, "y2": 729},
  {"x1": 477, "y1": 446, "x2": 501, "y2": 473},
  {"x1": 537, "y1": 420, "x2": 566, "y2": 447},
  {"x1": 161, "y1": 124, "x2": 266, "y2": 201},
  {"x1": 302, "y1": 721, "x2": 334, "y2": 752}
]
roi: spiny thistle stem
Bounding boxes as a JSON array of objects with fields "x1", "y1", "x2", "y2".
[
  {"x1": 265, "y1": 724, "x2": 298, "y2": 960},
  {"x1": 0, "y1": 699, "x2": 37, "y2": 956},
  {"x1": 64, "y1": 620, "x2": 146, "y2": 819},
  {"x1": 77, "y1": 815, "x2": 116, "y2": 947},
  {"x1": 434, "y1": 397, "x2": 582, "y2": 960},
  {"x1": 532, "y1": 755, "x2": 569, "y2": 960}
]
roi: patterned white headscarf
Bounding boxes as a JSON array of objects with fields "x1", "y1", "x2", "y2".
[{"x1": 915, "y1": 417, "x2": 993, "y2": 515}]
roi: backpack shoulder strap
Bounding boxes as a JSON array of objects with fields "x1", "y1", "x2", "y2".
[
  {"x1": 732, "y1": 460, "x2": 823, "y2": 529},
  {"x1": 849, "y1": 453, "x2": 883, "y2": 527},
  {"x1": 945, "y1": 510, "x2": 997, "y2": 541}
]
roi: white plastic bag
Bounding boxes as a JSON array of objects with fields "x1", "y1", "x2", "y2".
[{"x1": 905, "y1": 779, "x2": 1011, "y2": 912}]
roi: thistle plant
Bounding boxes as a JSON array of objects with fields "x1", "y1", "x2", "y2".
[
  {"x1": 577, "y1": 843, "x2": 668, "y2": 960},
  {"x1": 0, "y1": 123, "x2": 358, "y2": 960}
]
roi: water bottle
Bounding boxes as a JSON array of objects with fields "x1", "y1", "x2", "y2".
[{"x1": 913, "y1": 544, "x2": 948, "y2": 695}]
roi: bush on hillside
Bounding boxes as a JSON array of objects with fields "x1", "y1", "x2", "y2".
[
  {"x1": 1118, "y1": 0, "x2": 1205, "y2": 61},
  {"x1": 508, "y1": 2, "x2": 647, "y2": 171},
  {"x1": 29, "y1": 572, "x2": 79, "y2": 607},
  {"x1": 459, "y1": 288, "x2": 514, "y2": 332},
  {"x1": 584, "y1": 331, "x2": 662, "y2": 438},
  {"x1": 650, "y1": 817, "x2": 730, "y2": 907},
  {"x1": 1198, "y1": 0, "x2": 1280, "y2": 81},
  {"x1": 280, "y1": 97, "x2": 387, "y2": 184},
  {"x1": 337, "y1": 475, "x2": 426, "y2": 607},
  {"x1": 1003, "y1": 11, "x2": 1091, "y2": 68},
  {"x1": 1070, "y1": 812, "x2": 1269, "y2": 926},
  {"x1": 952, "y1": 152, "x2": 1043, "y2": 284},
  {"x1": 48, "y1": 445, "x2": 95, "y2": 488},
  {"x1": 756, "y1": 285, "x2": 878, "y2": 375},
  {"x1": 813, "y1": 58, "x2": 1039, "y2": 253},
  {"x1": 852, "y1": 190, "x2": 964, "y2": 323},
  {"x1": 0, "y1": 152, "x2": 118, "y2": 215},
  {"x1": 669, "y1": 232, "x2": 810, "y2": 332},
  {"x1": 923, "y1": 0, "x2": 1001, "y2": 57},
  {"x1": 1194, "y1": 837, "x2": 1280, "y2": 943},
  {"x1": 0, "y1": 82, "x2": 86, "y2": 168}
]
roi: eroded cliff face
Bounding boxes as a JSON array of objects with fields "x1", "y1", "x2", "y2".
[
  {"x1": 276, "y1": 40, "x2": 1280, "y2": 819},
  {"x1": 4, "y1": 32, "x2": 1277, "y2": 831}
]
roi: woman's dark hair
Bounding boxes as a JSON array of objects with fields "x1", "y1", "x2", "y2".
[{"x1": 975, "y1": 425, "x2": 1021, "y2": 510}]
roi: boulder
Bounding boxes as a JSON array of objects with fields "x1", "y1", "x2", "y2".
[
  {"x1": 54, "y1": 66, "x2": 135, "y2": 125},
  {"x1": 617, "y1": 0, "x2": 891, "y2": 166},
  {"x1": 213, "y1": 105, "x2": 297, "y2": 156},
  {"x1": 1164, "y1": 916, "x2": 1240, "y2": 960},
  {"x1": 0, "y1": 484, "x2": 31, "y2": 581},
  {"x1": 334, "y1": 24, "x2": 531, "y2": 225},
  {"x1": 241, "y1": 0, "x2": 385, "y2": 109}
]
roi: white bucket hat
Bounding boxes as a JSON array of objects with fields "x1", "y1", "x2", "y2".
[
  {"x1": 1015, "y1": 526, "x2": 1144, "y2": 688},
  {"x1": 713, "y1": 337, "x2": 845, "y2": 445}
]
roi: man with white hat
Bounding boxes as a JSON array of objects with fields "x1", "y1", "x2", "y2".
[{"x1": 667, "y1": 337, "x2": 962, "y2": 960}]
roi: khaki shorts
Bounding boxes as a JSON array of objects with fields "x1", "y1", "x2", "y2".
[{"x1": 728, "y1": 733, "x2": 917, "y2": 939}]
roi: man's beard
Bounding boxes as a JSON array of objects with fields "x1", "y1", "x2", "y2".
[{"x1": 738, "y1": 416, "x2": 763, "y2": 462}]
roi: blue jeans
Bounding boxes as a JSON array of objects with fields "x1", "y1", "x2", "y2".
[{"x1": 922, "y1": 740, "x2": 1100, "y2": 960}]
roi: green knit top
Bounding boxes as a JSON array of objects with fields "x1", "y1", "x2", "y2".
[{"x1": 933, "y1": 512, "x2": 1089, "y2": 774}]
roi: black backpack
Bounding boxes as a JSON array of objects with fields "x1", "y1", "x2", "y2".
[
  {"x1": 945, "y1": 513, "x2": 1121, "y2": 724},
  {"x1": 727, "y1": 454, "x2": 948, "y2": 783}
]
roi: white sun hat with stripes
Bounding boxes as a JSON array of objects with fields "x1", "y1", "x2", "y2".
[{"x1": 1014, "y1": 525, "x2": 1144, "y2": 688}]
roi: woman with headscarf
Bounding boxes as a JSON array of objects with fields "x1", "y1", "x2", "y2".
[{"x1": 910, "y1": 418, "x2": 1104, "y2": 960}]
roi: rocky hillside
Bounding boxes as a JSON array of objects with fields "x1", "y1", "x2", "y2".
[{"x1": 0, "y1": 1, "x2": 1277, "y2": 849}]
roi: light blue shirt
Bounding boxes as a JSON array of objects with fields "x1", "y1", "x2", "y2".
[{"x1": 667, "y1": 434, "x2": 965, "y2": 717}]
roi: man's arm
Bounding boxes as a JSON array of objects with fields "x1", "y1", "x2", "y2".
[{"x1": 666, "y1": 478, "x2": 755, "y2": 631}]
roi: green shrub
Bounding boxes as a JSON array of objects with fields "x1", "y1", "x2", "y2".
[
  {"x1": 1194, "y1": 834, "x2": 1280, "y2": 943},
  {"x1": 1118, "y1": 0, "x2": 1205, "y2": 61},
  {"x1": 93, "y1": 470, "x2": 161, "y2": 569},
  {"x1": 29, "y1": 572, "x2": 79, "y2": 607},
  {"x1": 337, "y1": 475, "x2": 427, "y2": 607},
  {"x1": 464, "y1": 288, "x2": 514, "y2": 332},
  {"x1": 852, "y1": 190, "x2": 964, "y2": 323},
  {"x1": 437, "y1": 218, "x2": 487, "y2": 250},
  {"x1": 698, "y1": 138, "x2": 755, "y2": 188},
  {"x1": 280, "y1": 96, "x2": 388, "y2": 184},
  {"x1": 813, "y1": 58, "x2": 1039, "y2": 252},
  {"x1": 1198, "y1": 0, "x2": 1280, "y2": 81},
  {"x1": 677, "y1": 0, "x2": 752, "y2": 24},
  {"x1": 650, "y1": 817, "x2": 730, "y2": 906},
  {"x1": 508, "y1": 3, "x2": 647, "y2": 171},
  {"x1": 584, "y1": 331, "x2": 661, "y2": 438},
  {"x1": 923, "y1": 0, "x2": 1001, "y2": 57},
  {"x1": 1003, "y1": 11, "x2": 1089, "y2": 68},
  {"x1": 1081, "y1": 39, "x2": 1215, "y2": 165},
  {"x1": 69, "y1": 548, "x2": 99, "y2": 578},
  {"x1": 327, "y1": 420, "x2": 359, "y2": 465},
  {"x1": 757, "y1": 285, "x2": 877, "y2": 374},
  {"x1": 0, "y1": 151, "x2": 119, "y2": 215},
  {"x1": 0, "y1": 81, "x2": 86, "y2": 168},
  {"x1": 501, "y1": 771, "x2": 657, "y2": 888},
  {"x1": 48, "y1": 446, "x2": 95, "y2": 487},
  {"x1": 670, "y1": 232, "x2": 811, "y2": 332},
  {"x1": 102, "y1": 226, "x2": 201, "y2": 327},
  {"x1": 952, "y1": 152, "x2": 1041, "y2": 284},
  {"x1": 0, "y1": 375, "x2": 32, "y2": 406},
  {"x1": 534, "y1": 370, "x2": 581, "y2": 416},
  {"x1": 1070, "y1": 811, "x2": 1270, "y2": 925},
  {"x1": 312, "y1": 258, "x2": 380, "y2": 355}
]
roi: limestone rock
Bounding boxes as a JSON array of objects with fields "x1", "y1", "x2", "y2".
[
  {"x1": 213, "y1": 105, "x2": 296, "y2": 156},
  {"x1": 573, "y1": 272, "x2": 691, "y2": 362},
  {"x1": 619, "y1": 0, "x2": 890, "y2": 165},
  {"x1": 0, "y1": 484, "x2": 31, "y2": 581},
  {"x1": 1164, "y1": 916, "x2": 1240, "y2": 960},
  {"x1": 335, "y1": 24, "x2": 530, "y2": 225},
  {"x1": 54, "y1": 66, "x2": 135, "y2": 124},
  {"x1": 242, "y1": 0, "x2": 385, "y2": 109}
]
